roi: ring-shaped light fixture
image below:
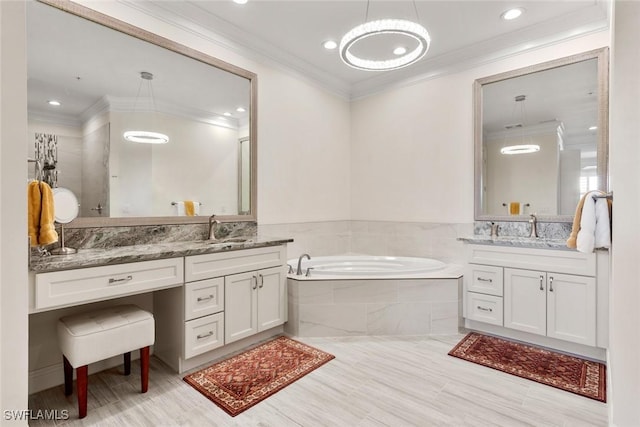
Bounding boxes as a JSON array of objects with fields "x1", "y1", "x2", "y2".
[
  {"x1": 339, "y1": 19, "x2": 431, "y2": 71},
  {"x1": 123, "y1": 131, "x2": 170, "y2": 144},
  {"x1": 500, "y1": 144, "x2": 540, "y2": 155}
]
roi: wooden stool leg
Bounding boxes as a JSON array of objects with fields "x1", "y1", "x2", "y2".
[
  {"x1": 124, "y1": 351, "x2": 131, "y2": 376},
  {"x1": 63, "y1": 356, "x2": 73, "y2": 396},
  {"x1": 76, "y1": 365, "x2": 88, "y2": 419},
  {"x1": 140, "y1": 346, "x2": 150, "y2": 393}
]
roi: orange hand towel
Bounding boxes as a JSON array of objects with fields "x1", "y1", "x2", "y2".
[
  {"x1": 184, "y1": 200, "x2": 196, "y2": 216},
  {"x1": 27, "y1": 181, "x2": 41, "y2": 246},
  {"x1": 38, "y1": 181, "x2": 58, "y2": 246}
]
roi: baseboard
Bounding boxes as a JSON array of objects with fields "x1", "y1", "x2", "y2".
[{"x1": 29, "y1": 349, "x2": 150, "y2": 394}]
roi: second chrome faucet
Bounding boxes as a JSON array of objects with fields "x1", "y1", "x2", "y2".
[
  {"x1": 529, "y1": 213, "x2": 538, "y2": 238},
  {"x1": 296, "y1": 253, "x2": 311, "y2": 275}
]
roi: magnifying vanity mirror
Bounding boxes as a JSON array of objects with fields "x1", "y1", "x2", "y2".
[
  {"x1": 50, "y1": 187, "x2": 79, "y2": 255},
  {"x1": 474, "y1": 48, "x2": 609, "y2": 222},
  {"x1": 26, "y1": 0, "x2": 257, "y2": 227}
]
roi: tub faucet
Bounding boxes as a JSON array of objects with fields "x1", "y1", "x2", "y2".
[
  {"x1": 208, "y1": 214, "x2": 220, "y2": 240},
  {"x1": 297, "y1": 254, "x2": 311, "y2": 275},
  {"x1": 529, "y1": 213, "x2": 538, "y2": 238}
]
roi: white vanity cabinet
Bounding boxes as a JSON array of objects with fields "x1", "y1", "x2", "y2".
[
  {"x1": 504, "y1": 268, "x2": 596, "y2": 346},
  {"x1": 463, "y1": 243, "x2": 608, "y2": 359},
  {"x1": 154, "y1": 245, "x2": 288, "y2": 373},
  {"x1": 224, "y1": 266, "x2": 287, "y2": 344}
]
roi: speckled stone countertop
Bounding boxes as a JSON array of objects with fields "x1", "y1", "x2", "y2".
[
  {"x1": 30, "y1": 236, "x2": 293, "y2": 273},
  {"x1": 458, "y1": 235, "x2": 572, "y2": 250}
]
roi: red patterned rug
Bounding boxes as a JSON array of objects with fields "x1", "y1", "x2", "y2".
[
  {"x1": 183, "y1": 336, "x2": 335, "y2": 416},
  {"x1": 449, "y1": 333, "x2": 606, "y2": 402}
]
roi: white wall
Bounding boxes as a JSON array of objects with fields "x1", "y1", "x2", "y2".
[
  {"x1": 350, "y1": 31, "x2": 610, "y2": 224},
  {"x1": 609, "y1": 1, "x2": 640, "y2": 425},
  {"x1": 0, "y1": 1, "x2": 29, "y2": 423}
]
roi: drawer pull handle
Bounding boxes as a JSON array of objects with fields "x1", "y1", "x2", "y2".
[
  {"x1": 197, "y1": 294, "x2": 214, "y2": 302},
  {"x1": 477, "y1": 306, "x2": 493, "y2": 313},
  {"x1": 196, "y1": 331, "x2": 214, "y2": 340},
  {"x1": 549, "y1": 276, "x2": 554, "y2": 292},
  {"x1": 252, "y1": 276, "x2": 257, "y2": 290},
  {"x1": 477, "y1": 277, "x2": 493, "y2": 283},
  {"x1": 539, "y1": 275, "x2": 544, "y2": 291},
  {"x1": 258, "y1": 273, "x2": 264, "y2": 288},
  {"x1": 108, "y1": 275, "x2": 133, "y2": 285}
]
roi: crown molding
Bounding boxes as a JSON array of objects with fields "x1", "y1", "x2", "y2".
[{"x1": 114, "y1": 0, "x2": 608, "y2": 101}]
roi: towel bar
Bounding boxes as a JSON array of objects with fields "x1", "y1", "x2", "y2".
[
  {"x1": 592, "y1": 192, "x2": 613, "y2": 200},
  {"x1": 171, "y1": 201, "x2": 203, "y2": 205}
]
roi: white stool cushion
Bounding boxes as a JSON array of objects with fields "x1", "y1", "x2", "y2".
[{"x1": 57, "y1": 304, "x2": 154, "y2": 368}]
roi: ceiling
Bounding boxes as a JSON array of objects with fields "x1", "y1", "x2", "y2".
[
  {"x1": 133, "y1": 0, "x2": 609, "y2": 98},
  {"x1": 26, "y1": 0, "x2": 609, "y2": 133}
]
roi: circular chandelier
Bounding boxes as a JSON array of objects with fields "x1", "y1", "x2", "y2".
[
  {"x1": 339, "y1": 19, "x2": 431, "y2": 71},
  {"x1": 123, "y1": 131, "x2": 169, "y2": 144}
]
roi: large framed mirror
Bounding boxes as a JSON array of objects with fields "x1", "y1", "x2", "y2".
[
  {"x1": 474, "y1": 48, "x2": 609, "y2": 222},
  {"x1": 26, "y1": 0, "x2": 257, "y2": 226}
]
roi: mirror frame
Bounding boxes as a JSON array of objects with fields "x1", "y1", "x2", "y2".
[
  {"x1": 474, "y1": 47, "x2": 609, "y2": 223},
  {"x1": 37, "y1": 0, "x2": 258, "y2": 227}
]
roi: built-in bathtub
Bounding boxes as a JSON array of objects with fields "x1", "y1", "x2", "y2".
[{"x1": 285, "y1": 255, "x2": 463, "y2": 338}]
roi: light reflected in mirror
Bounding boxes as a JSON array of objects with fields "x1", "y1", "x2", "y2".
[
  {"x1": 474, "y1": 48, "x2": 609, "y2": 221},
  {"x1": 26, "y1": 0, "x2": 257, "y2": 225}
]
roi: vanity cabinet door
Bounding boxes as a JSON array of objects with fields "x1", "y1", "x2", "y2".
[
  {"x1": 547, "y1": 273, "x2": 596, "y2": 346},
  {"x1": 256, "y1": 266, "x2": 287, "y2": 332},
  {"x1": 224, "y1": 271, "x2": 258, "y2": 344},
  {"x1": 504, "y1": 268, "x2": 546, "y2": 336}
]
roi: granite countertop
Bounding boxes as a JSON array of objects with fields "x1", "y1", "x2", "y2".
[
  {"x1": 458, "y1": 235, "x2": 571, "y2": 250},
  {"x1": 30, "y1": 235, "x2": 293, "y2": 273}
]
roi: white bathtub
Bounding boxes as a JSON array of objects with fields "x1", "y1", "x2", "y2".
[
  {"x1": 285, "y1": 255, "x2": 463, "y2": 338},
  {"x1": 288, "y1": 255, "x2": 447, "y2": 277}
]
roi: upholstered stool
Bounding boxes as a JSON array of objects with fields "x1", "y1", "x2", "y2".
[{"x1": 57, "y1": 304, "x2": 154, "y2": 418}]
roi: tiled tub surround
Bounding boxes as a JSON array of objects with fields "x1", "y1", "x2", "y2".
[
  {"x1": 286, "y1": 266, "x2": 463, "y2": 337},
  {"x1": 259, "y1": 221, "x2": 473, "y2": 265}
]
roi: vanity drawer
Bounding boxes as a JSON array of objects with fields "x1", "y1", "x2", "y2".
[
  {"x1": 467, "y1": 264, "x2": 503, "y2": 296},
  {"x1": 184, "y1": 278, "x2": 224, "y2": 321},
  {"x1": 184, "y1": 312, "x2": 224, "y2": 359},
  {"x1": 35, "y1": 258, "x2": 184, "y2": 310},
  {"x1": 185, "y1": 245, "x2": 286, "y2": 282},
  {"x1": 466, "y1": 292, "x2": 503, "y2": 326}
]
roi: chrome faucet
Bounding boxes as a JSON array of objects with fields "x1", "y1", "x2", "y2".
[
  {"x1": 296, "y1": 253, "x2": 310, "y2": 275},
  {"x1": 208, "y1": 214, "x2": 220, "y2": 240},
  {"x1": 529, "y1": 213, "x2": 538, "y2": 238}
]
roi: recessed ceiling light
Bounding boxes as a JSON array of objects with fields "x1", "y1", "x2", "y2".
[
  {"x1": 589, "y1": 126, "x2": 598, "y2": 131},
  {"x1": 393, "y1": 46, "x2": 407, "y2": 56},
  {"x1": 323, "y1": 40, "x2": 338, "y2": 50},
  {"x1": 501, "y1": 8, "x2": 524, "y2": 21},
  {"x1": 233, "y1": 0, "x2": 248, "y2": 4},
  {"x1": 236, "y1": 107, "x2": 246, "y2": 113},
  {"x1": 48, "y1": 100, "x2": 61, "y2": 106},
  {"x1": 223, "y1": 112, "x2": 232, "y2": 117}
]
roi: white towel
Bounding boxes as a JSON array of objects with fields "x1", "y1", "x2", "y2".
[
  {"x1": 576, "y1": 191, "x2": 610, "y2": 253},
  {"x1": 594, "y1": 197, "x2": 611, "y2": 249},
  {"x1": 174, "y1": 201, "x2": 201, "y2": 216}
]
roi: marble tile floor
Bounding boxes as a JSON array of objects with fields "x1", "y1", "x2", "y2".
[{"x1": 28, "y1": 334, "x2": 607, "y2": 426}]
